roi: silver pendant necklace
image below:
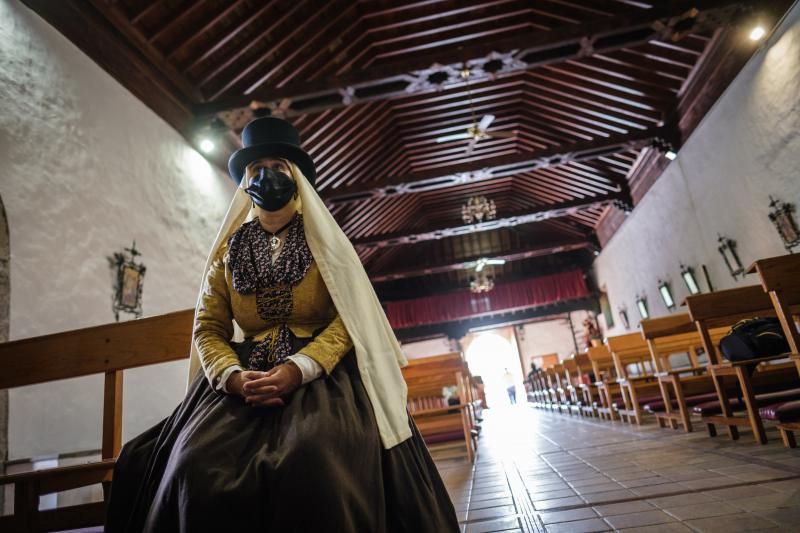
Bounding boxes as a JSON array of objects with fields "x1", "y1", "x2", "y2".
[{"x1": 265, "y1": 218, "x2": 294, "y2": 252}]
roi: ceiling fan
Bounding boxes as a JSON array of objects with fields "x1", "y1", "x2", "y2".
[
  {"x1": 435, "y1": 67, "x2": 516, "y2": 154},
  {"x1": 475, "y1": 257, "x2": 506, "y2": 272}
]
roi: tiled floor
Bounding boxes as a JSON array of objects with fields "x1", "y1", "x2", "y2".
[{"x1": 430, "y1": 404, "x2": 800, "y2": 532}]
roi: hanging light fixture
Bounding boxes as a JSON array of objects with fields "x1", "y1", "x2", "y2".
[
  {"x1": 768, "y1": 196, "x2": 800, "y2": 252},
  {"x1": 462, "y1": 196, "x2": 496, "y2": 224},
  {"x1": 470, "y1": 272, "x2": 495, "y2": 293}
]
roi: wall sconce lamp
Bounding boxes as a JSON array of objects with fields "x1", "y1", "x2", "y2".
[
  {"x1": 618, "y1": 307, "x2": 630, "y2": 330},
  {"x1": 108, "y1": 241, "x2": 146, "y2": 322},
  {"x1": 636, "y1": 295, "x2": 650, "y2": 319},
  {"x1": 680, "y1": 264, "x2": 701, "y2": 295},
  {"x1": 652, "y1": 137, "x2": 678, "y2": 161},
  {"x1": 768, "y1": 196, "x2": 800, "y2": 252},
  {"x1": 658, "y1": 281, "x2": 676, "y2": 310},
  {"x1": 717, "y1": 234, "x2": 744, "y2": 279},
  {"x1": 196, "y1": 117, "x2": 228, "y2": 155}
]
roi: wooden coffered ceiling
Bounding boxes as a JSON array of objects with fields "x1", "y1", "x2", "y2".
[{"x1": 24, "y1": 0, "x2": 794, "y2": 307}]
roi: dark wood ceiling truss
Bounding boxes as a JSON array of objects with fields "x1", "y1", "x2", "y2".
[{"x1": 22, "y1": 0, "x2": 795, "y2": 311}]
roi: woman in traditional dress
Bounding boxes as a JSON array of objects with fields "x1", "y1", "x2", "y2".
[{"x1": 105, "y1": 117, "x2": 460, "y2": 532}]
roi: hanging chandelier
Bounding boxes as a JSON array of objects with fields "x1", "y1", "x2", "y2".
[
  {"x1": 470, "y1": 272, "x2": 495, "y2": 293},
  {"x1": 461, "y1": 196, "x2": 496, "y2": 224}
]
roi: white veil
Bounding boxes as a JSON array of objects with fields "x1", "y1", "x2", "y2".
[{"x1": 187, "y1": 164, "x2": 412, "y2": 449}]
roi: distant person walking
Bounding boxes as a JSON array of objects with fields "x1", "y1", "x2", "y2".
[{"x1": 502, "y1": 368, "x2": 516, "y2": 405}]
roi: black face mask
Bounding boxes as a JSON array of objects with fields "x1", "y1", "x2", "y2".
[{"x1": 244, "y1": 167, "x2": 297, "y2": 212}]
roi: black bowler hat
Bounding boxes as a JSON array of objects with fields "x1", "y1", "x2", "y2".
[{"x1": 228, "y1": 117, "x2": 316, "y2": 186}]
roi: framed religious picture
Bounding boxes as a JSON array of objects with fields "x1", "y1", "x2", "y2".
[
  {"x1": 121, "y1": 265, "x2": 142, "y2": 308},
  {"x1": 109, "y1": 241, "x2": 146, "y2": 321}
]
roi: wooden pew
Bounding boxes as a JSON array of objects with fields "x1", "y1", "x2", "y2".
[
  {"x1": 550, "y1": 363, "x2": 570, "y2": 413},
  {"x1": 532, "y1": 369, "x2": 549, "y2": 407},
  {"x1": 686, "y1": 285, "x2": 800, "y2": 444},
  {"x1": 560, "y1": 356, "x2": 583, "y2": 415},
  {"x1": 586, "y1": 345, "x2": 620, "y2": 420},
  {"x1": 749, "y1": 254, "x2": 800, "y2": 447},
  {"x1": 401, "y1": 353, "x2": 476, "y2": 462},
  {"x1": 606, "y1": 332, "x2": 661, "y2": 425},
  {"x1": 0, "y1": 309, "x2": 195, "y2": 533},
  {"x1": 543, "y1": 365, "x2": 560, "y2": 411},
  {"x1": 575, "y1": 352, "x2": 600, "y2": 417},
  {"x1": 640, "y1": 314, "x2": 727, "y2": 432}
]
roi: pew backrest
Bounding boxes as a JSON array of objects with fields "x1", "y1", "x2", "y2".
[
  {"x1": 0, "y1": 309, "x2": 195, "y2": 532},
  {"x1": 606, "y1": 332, "x2": 653, "y2": 379},
  {"x1": 751, "y1": 254, "x2": 800, "y2": 354},
  {"x1": 587, "y1": 345, "x2": 615, "y2": 383},
  {"x1": 686, "y1": 285, "x2": 777, "y2": 364},
  {"x1": 641, "y1": 314, "x2": 724, "y2": 371}
]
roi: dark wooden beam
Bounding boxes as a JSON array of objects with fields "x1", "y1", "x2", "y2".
[
  {"x1": 354, "y1": 192, "x2": 626, "y2": 249},
  {"x1": 324, "y1": 128, "x2": 658, "y2": 205},
  {"x1": 196, "y1": 1, "x2": 751, "y2": 126},
  {"x1": 594, "y1": 0, "x2": 794, "y2": 245},
  {"x1": 371, "y1": 241, "x2": 593, "y2": 282},
  {"x1": 84, "y1": 0, "x2": 203, "y2": 102},
  {"x1": 19, "y1": 0, "x2": 195, "y2": 133},
  {"x1": 393, "y1": 297, "x2": 596, "y2": 342}
]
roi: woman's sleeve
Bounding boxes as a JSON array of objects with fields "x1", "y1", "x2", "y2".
[
  {"x1": 193, "y1": 254, "x2": 242, "y2": 388},
  {"x1": 297, "y1": 314, "x2": 353, "y2": 375}
]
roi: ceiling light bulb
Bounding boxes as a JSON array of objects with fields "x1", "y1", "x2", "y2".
[
  {"x1": 199, "y1": 139, "x2": 215, "y2": 153},
  {"x1": 665, "y1": 150, "x2": 677, "y2": 160},
  {"x1": 749, "y1": 26, "x2": 766, "y2": 41}
]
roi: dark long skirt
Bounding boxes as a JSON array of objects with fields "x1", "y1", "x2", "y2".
[{"x1": 105, "y1": 349, "x2": 460, "y2": 533}]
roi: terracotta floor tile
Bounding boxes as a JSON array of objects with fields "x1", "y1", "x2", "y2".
[
  {"x1": 603, "y1": 510, "x2": 676, "y2": 529},
  {"x1": 544, "y1": 518, "x2": 611, "y2": 533},
  {"x1": 592, "y1": 500, "x2": 655, "y2": 516},
  {"x1": 539, "y1": 507, "x2": 598, "y2": 524},
  {"x1": 533, "y1": 496, "x2": 585, "y2": 511},
  {"x1": 662, "y1": 501, "x2": 740, "y2": 520},
  {"x1": 684, "y1": 513, "x2": 781, "y2": 532},
  {"x1": 463, "y1": 516, "x2": 521, "y2": 533},
  {"x1": 432, "y1": 406, "x2": 800, "y2": 533}
]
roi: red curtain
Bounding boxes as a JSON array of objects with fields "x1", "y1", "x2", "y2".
[{"x1": 385, "y1": 270, "x2": 589, "y2": 329}]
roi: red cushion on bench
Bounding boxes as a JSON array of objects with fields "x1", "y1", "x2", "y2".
[
  {"x1": 644, "y1": 392, "x2": 720, "y2": 413},
  {"x1": 611, "y1": 394, "x2": 662, "y2": 410},
  {"x1": 694, "y1": 388, "x2": 800, "y2": 417},
  {"x1": 759, "y1": 399, "x2": 800, "y2": 422},
  {"x1": 422, "y1": 430, "x2": 466, "y2": 444}
]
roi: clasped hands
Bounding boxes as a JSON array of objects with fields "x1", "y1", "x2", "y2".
[{"x1": 226, "y1": 362, "x2": 303, "y2": 407}]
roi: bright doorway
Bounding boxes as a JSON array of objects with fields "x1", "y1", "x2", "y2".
[{"x1": 465, "y1": 331, "x2": 524, "y2": 408}]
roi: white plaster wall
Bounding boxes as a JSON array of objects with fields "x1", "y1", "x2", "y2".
[
  {"x1": 516, "y1": 311, "x2": 589, "y2": 364},
  {"x1": 401, "y1": 336, "x2": 454, "y2": 359},
  {"x1": 594, "y1": 4, "x2": 800, "y2": 336},
  {"x1": 0, "y1": 1, "x2": 235, "y2": 460}
]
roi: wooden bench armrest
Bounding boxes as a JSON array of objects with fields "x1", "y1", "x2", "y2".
[{"x1": 410, "y1": 404, "x2": 469, "y2": 417}]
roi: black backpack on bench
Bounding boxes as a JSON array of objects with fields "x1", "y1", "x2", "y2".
[{"x1": 719, "y1": 317, "x2": 790, "y2": 363}]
